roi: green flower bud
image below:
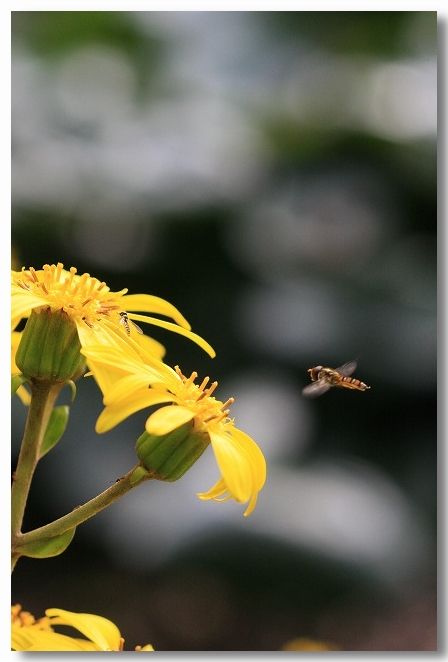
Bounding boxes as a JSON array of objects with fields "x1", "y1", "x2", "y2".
[
  {"x1": 15, "y1": 307, "x2": 86, "y2": 383},
  {"x1": 135, "y1": 421, "x2": 210, "y2": 482}
]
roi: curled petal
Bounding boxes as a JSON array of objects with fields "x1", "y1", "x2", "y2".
[
  {"x1": 122, "y1": 293, "x2": 192, "y2": 329},
  {"x1": 209, "y1": 429, "x2": 253, "y2": 503},
  {"x1": 203, "y1": 427, "x2": 266, "y2": 516},
  {"x1": 197, "y1": 477, "x2": 232, "y2": 503},
  {"x1": 229, "y1": 427, "x2": 267, "y2": 491}
]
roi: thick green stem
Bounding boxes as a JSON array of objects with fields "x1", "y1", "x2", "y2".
[
  {"x1": 11, "y1": 380, "x2": 65, "y2": 539},
  {"x1": 12, "y1": 465, "x2": 152, "y2": 558}
]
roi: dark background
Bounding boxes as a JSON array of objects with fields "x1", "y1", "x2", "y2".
[{"x1": 11, "y1": 11, "x2": 437, "y2": 650}]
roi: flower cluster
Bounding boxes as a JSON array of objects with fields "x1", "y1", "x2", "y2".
[
  {"x1": 11, "y1": 263, "x2": 267, "y2": 651},
  {"x1": 12, "y1": 263, "x2": 266, "y2": 516}
]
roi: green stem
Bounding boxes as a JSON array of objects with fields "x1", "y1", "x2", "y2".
[
  {"x1": 12, "y1": 465, "x2": 152, "y2": 556},
  {"x1": 11, "y1": 379, "x2": 65, "y2": 539}
]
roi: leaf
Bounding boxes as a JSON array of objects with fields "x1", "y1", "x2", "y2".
[
  {"x1": 19, "y1": 527, "x2": 76, "y2": 559},
  {"x1": 40, "y1": 406, "x2": 70, "y2": 458}
]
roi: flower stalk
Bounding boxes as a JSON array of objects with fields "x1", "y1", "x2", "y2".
[
  {"x1": 12, "y1": 463, "x2": 153, "y2": 570},
  {"x1": 11, "y1": 380, "x2": 66, "y2": 548}
]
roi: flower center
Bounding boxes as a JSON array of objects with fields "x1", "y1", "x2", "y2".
[
  {"x1": 174, "y1": 366, "x2": 234, "y2": 425},
  {"x1": 14, "y1": 263, "x2": 128, "y2": 328},
  {"x1": 11, "y1": 604, "x2": 51, "y2": 630}
]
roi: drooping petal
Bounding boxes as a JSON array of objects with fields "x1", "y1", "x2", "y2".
[
  {"x1": 228, "y1": 427, "x2": 267, "y2": 491},
  {"x1": 203, "y1": 426, "x2": 266, "y2": 516},
  {"x1": 208, "y1": 428, "x2": 253, "y2": 503},
  {"x1": 122, "y1": 293, "x2": 192, "y2": 329},
  {"x1": 197, "y1": 476, "x2": 232, "y2": 503},
  {"x1": 129, "y1": 314, "x2": 216, "y2": 358}
]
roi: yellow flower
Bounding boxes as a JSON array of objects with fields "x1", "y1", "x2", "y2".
[
  {"x1": 11, "y1": 604, "x2": 154, "y2": 651},
  {"x1": 81, "y1": 344, "x2": 266, "y2": 516},
  {"x1": 11, "y1": 263, "x2": 215, "y2": 376},
  {"x1": 281, "y1": 637, "x2": 339, "y2": 651}
]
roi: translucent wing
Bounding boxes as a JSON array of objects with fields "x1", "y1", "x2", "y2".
[
  {"x1": 130, "y1": 320, "x2": 144, "y2": 334},
  {"x1": 302, "y1": 379, "x2": 332, "y2": 398},
  {"x1": 302, "y1": 361, "x2": 358, "y2": 398},
  {"x1": 335, "y1": 362, "x2": 357, "y2": 377}
]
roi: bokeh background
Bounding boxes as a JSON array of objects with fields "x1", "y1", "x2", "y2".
[{"x1": 11, "y1": 11, "x2": 437, "y2": 651}]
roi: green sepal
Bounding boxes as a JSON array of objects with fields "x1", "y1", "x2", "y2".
[
  {"x1": 67, "y1": 379, "x2": 77, "y2": 404},
  {"x1": 136, "y1": 421, "x2": 210, "y2": 482},
  {"x1": 18, "y1": 527, "x2": 76, "y2": 559},
  {"x1": 11, "y1": 374, "x2": 28, "y2": 396},
  {"x1": 40, "y1": 405, "x2": 70, "y2": 458}
]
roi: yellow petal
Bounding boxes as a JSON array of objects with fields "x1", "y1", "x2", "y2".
[
  {"x1": 15, "y1": 632, "x2": 99, "y2": 651},
  {"x1": 197, "y1": 477, "x2": 232, "y2": 502},
  {"x1": 95, "y1": 390, "x2": 174, "y2": 433},
  {"x1": 10, "y1": 291, "x2": 44, "y2": 330},
  {"x1": 137, "y1": 644, "x2": 155, "y2": 651},
  {"x1": 122, "y1": 293, "x2": 192, "y2": 329},
  {"x1": 101, "y1": 375, "x2": 159, "y2": 405},
  {"x1": 208, "y1": 429, "x2": 253, "y2": 503},
  {"x1": 133, "y1": 333, "x2": 166, "y2": 360},
  {"x1": 145, "y1": 405, "x2": 195, "y2": 436},
  {"x1": 129, "y1": 315, "x2": 216, "y2": 358},
  {"x1": 229, "y1": 427, "x2": 267, "y2": 490},
  {"x1": 46, "y1": 609, "x2": 121, "y2": 651}
]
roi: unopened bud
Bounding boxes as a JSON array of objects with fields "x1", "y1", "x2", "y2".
[{"x1": 15, "y1": 307, "x2": 85, "y2": 383}]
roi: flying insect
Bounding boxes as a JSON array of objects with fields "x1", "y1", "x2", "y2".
[{"x1": 302, "y1": 362, "x2": 370, "y2": 398}]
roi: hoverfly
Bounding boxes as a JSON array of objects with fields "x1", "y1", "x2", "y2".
[
  {"x1": 119, "y1": 311, "x2": 143, "y2": 336},
  {"x1": 302, "y1": 361, "x2": 370, "y2": 398}
]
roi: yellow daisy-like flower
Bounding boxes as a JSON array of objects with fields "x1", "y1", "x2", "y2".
[
  {"x1": 81, "y1": 343, "x2": 266, "y2": 516},
  {"x1": 11, "y1": 263, "x2": 215, "y2": 382},
  {"x1": 11, "y1": 605, "x2": 154, "y2": 651}
]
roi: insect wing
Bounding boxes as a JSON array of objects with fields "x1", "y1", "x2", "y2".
[
  {"x1": 131, "y1": 320, "x2": 144, "y2": 334},
  {"x1": 302, "y1": 380, "x2": 332, "y2": 398},
  {"x1": 119, "y1": 312, "x2": 143, "y2": 335},
  {"x1": 335, "y1": 362, "x2": 357, "y2": 377}
]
